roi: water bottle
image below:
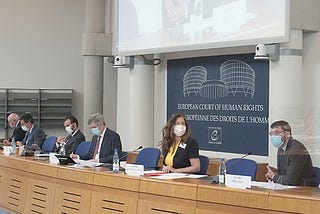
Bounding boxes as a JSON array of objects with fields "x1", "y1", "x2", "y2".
[
  {"x1": 113, "y1": 148, "x2": 119, "y2": 173},
  {"x1": 59, "y1": 142, "x2": 66, "y2": 155},
  {"x1": 218, "y1": 158, "x2": 226, "y2": 184},
  {"x1": 11, "y1": 137, "x2": 16, "y2": 156}
]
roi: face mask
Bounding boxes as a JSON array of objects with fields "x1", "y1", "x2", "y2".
[
  {"x1": 65, "y1": 125, "x2": 73, "y2": 135},
  {"x1": 91, "y1": 127, "x2": 101, "y2": 136},
  {"x1": 174, "y1": 124, "x2": 186, "y2": 137},
  {"x1": 271, "y1": 135, "x2": 284, "y2": 148},
  {"x1": 21, "y1": 125, "x2": 29, "y2": 132}
]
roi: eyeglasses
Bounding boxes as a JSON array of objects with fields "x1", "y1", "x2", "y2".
[{"x1": 269, "y1": 131, "x2": 284, "y2": 136}]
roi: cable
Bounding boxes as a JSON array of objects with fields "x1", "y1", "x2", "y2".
[{"x1": 140, "y1": 55, "x2": 161, "y2": 65}]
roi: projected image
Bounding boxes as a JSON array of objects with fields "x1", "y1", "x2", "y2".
[{"x1": 116, "y1": 0, "x2": 288, "y2": 55}]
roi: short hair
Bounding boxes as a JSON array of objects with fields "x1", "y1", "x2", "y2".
[
  {"x1": 65, "y1": 115, "x2": 79, "y2": 127},
  {"x1": 87, "y1": 113, "x2": 105, "y2": 126},
  {"x1": 7, "y1": 113, "x2": 19, "y2": 121},
  {"x1": 20, "y1": 113, "x2": 34, "y2": 124},
  {"x1": 270, "y1": 120, "x2": 292, "y2": 135}
]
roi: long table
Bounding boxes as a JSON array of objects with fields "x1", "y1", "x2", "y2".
[
  {"x1": 0, "y1": 153, "x2": 319, "y2": 214},
  {"x1": 127, "y1": 153, "x2": 268, "y2": 181}
]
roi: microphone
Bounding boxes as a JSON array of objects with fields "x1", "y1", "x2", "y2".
[{"x1": 119, "y1": 145, "x2": 143, "y2": 161}]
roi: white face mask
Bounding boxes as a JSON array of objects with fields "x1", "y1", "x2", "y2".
[
  {"x1": 174, "y1": 124, "x2": 186, "y2": 137},
  {"x1": 21, "y1": 125, "x2": 29, "y2": 132},
  {"x1": 65, "y1": 125, "x2": 73, "y2": 135}
]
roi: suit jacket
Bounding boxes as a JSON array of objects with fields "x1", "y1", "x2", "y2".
[
  {"x1": 22, "y1": 124, "x2": 46, "y2": 150},
  {"x1": 12, "y1": 121, "x2": 26, "y2": 142},
  {"x1": 80, "y1": 128, "x2": 122, "y2": 163},
  {"x1": 274, "y1": 138, "x2": 313, "y2": 186},
  {"x1": 64, "y1": 130, "x2": 86, "y2": 155}
]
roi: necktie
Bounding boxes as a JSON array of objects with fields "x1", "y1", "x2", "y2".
[
  {"x1": 25, "y1": 132, "x2": 30, "y2": 146},
  {"x1": 65, "y1": 135, "x2": 71, "y2": 144},
  {"x1": 93, "y1": 136, "x2": 101, "y2": 159}
]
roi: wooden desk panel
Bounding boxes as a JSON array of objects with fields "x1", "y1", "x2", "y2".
[
  {"x1": 196, "y1": 201, "x2": 268, "y2": 214},
  {"x1": 57, "y1": 166, "x2": 94, "y2": 184},
  {"x1": 140, "y1": 177, "x2": 198, "y2": 200},
  {"x1": 93, "y1": 170, "x2": 140, "y2": 192},
  {"x1": 197, "y1": 184, "x2": 269, "y2": 210},
  {"x1": 1, "y1": 153, "x2": 320, "y2": 214},
  {"x1": 0, "y1": 166, "x2": 7, "y2": 207},
  {"x1": 24, "y1": 175, "x2": 56, "y2": 214},
  {"x1": 268, "y1": 188, "x2": 320, "y2": 214},
  {"x1": 137, "y1": 193, "x2": 196, "y2": 214},
  {"x1": 91, "y1": 185, "x2": 139, "y2": 213},
  {"x1": 4, "y1": 168, "x2": 28, "y2": 213},
  {"x1": 53, "y1": 179, "x2": 93, "y2": 214},
  {"x1": 25, "y1": 157, "x2": 58, "y2": 177}
]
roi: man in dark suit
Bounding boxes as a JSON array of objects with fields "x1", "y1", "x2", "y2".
[
  {"x1": 2, "y1": 113, "x2": 26, "y2": 145},
  {"x1": 55, "y1": 116, "x2": 86, "y2": 155},
  {"x1": 77, "y1": 113, "x2": 122, "y2": 163},
  {"x1": 18, "y1": 113, "x2": 46, "y2": 151},
  {"x1": 265, "y1": 120, "x2": 314, "y2": 186}
]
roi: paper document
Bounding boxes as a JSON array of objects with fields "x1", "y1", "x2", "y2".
[
  {"x1": 75, "y1": 159, "x2": 103, "y2": 167},
  {"x1": 251, "y1": 181, "x2": 298, "y2": 190},
  {"x1": 150, "y1": 172, "x2": 207, "y2": 180},
  {"x1": 34, "y1": 153, "x2": 50, "y2": 157},
  {"x1": 144, "y1": 170, "x2": 168, "y2": 176}
]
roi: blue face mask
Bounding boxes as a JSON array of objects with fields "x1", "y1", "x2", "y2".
[
  {"x1": 91, "y1": 127, "x2": 101, "y2": 136},
  {"x1": 271, "y1": 135, "x2": 284, "y2": 148}
]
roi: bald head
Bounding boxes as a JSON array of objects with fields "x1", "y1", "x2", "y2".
[{"x1": 8, "y1": 113, "x2": 19, "y2": 128}]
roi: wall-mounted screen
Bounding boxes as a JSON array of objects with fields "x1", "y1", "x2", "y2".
[{"x1": 115, "y1": 0, "x2": 289, "y2": 55}]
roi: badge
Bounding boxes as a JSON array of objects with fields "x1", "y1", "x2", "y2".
[{"x1": 179, "y1": 143, "x2": 187, "y2": 149}]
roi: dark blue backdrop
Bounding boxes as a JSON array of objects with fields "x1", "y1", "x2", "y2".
[{"x1": 167, "y1": 53, "x2": 269, "y2": 156}]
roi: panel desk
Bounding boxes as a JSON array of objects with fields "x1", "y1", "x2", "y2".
[
  {"x1": 127, "y1": 153, "x2": 268, "y2": 181},
  {"x1": 0, "y1": 153, "x2": 319, "y2": 214}
]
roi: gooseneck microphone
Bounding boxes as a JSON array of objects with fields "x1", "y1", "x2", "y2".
[{"x1": 119, "y1": 145, "x2": 143, "y2": 161}]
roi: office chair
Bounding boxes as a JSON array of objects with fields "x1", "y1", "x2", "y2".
[
  {"x1": 75, "y1": 141, "x2": 91, "y2": 157},
  {"x1": 135, "y1": 147, "x2": 161, "y2": 170},
  {"x1": 198, "y1": 155, "x2": 209, "y2": 175},
  {"x1": 41, "y1": 136, "x2": 58, "y2": 153},
  {"x1": 312, "y1": 166, "x2": 320, "y2": 187},
  {"x1": 225, "y1": 158, "x2": 258, "y2": 181}
]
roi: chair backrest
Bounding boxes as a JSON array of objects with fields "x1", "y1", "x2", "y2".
[
  {"x1": 75, "y1": 141, "x2": 91, "y2": 156},
  {"x1": 42, "y1": 136, "x2": 57, "y2": 153},
  {"x1": 135, "y1": 147, "x2": 161, "y2": 170},
  {"x1": 198, "y1": 155, "x2": 209, "y2": 175},
  {"x1": 313, "y1": 166, "x2": 320, "y2": 187},
  {"x1": 225, "y1": 158, "x2": 258, "y2": 181}
]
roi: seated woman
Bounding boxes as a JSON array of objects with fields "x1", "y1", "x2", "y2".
[{"x1": 161, "y1": 113, "x2": 200, "y2": 173}]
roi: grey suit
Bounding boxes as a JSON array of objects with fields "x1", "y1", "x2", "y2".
[
  {"x1": 273, "y1": 138, "x2": 313, "y2": 186},
  {"x1": 22, "y1": 124, "x2": 46, "y2": 151}
]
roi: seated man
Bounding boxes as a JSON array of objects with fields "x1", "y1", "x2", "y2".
[
  {"x1": 19, "y1": 113, "x2": 46, "y2": 151},
  {"x1": 265, "y1": 120, "x2": 314, "y2": 186},
  {"x1": 2, "y1": 113, "x2": 26, "y2": 145},
  {"x1": 55, "y1": 116, "x2": 85, "y2": 155},
  {"x1": 72, "y1": 113, "x2": 122, "y2": 163}
]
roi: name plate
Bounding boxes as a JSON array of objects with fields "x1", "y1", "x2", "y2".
[
  {"x1": 125, "y1": 163, "x2": 144, "y2": 176},
  {"x1": 225, "y1": 174, "x2": 251, "y2": 189}
]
